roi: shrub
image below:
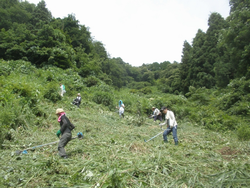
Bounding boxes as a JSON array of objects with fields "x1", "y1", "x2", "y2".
[
  {"x1": 0, "y1": 60, "x2": 11, "y2": 76},
  {"x1": 237, "y1": 123, "x2": 250, "y2": 141},
  {"x1": 139, "y1": 87, "x2": 152, "y2": 94},
  {"x1": 92, "y1": 91, "x2": 113, "y2": 107},
  {"x1": 44, "y1": 82, "x2": 62, "y2": 103},
  {"x1": 84, "y1": 76, "x2": 101, "y2": 87}
]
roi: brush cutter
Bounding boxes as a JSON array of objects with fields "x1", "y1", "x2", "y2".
[
  {"x1": 144, "y1": 131, "x2": 163, "y2": 142},
  {"x1": 15, "y1": 132, "x2": 84, "y2": 155}
]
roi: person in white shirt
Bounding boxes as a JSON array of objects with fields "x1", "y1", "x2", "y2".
[
  {"x1": 60, "y1": 83, "x2": 66, "y2": 97},
  {"x1": 159, "y1": 106, "x2": 178, "y2": 145},
  {"x1": 151, "y1": 107, "x2": 162, "y2": 122},
  {"x1": 116, "y1": 102, "x2": 125, "y2": 118}
]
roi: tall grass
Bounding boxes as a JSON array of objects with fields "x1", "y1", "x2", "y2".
[{"x1": 0, "y1": 60, "x2": 250, "y2": 187}]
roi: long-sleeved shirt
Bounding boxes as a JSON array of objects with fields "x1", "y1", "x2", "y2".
[
  {"x1": 160, "y1": 110, "x2": 177, "y2": 128},
  {"x1": 153, "y1": 108, "x2": 161, "y2": 116}
]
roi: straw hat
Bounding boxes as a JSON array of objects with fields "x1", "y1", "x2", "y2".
[
  {"x1": 77, "y1": 93, "x2": 81, "y2": 96},
  {"x1": 56, "y1": 108, "x2": 64, "y2": 114}
]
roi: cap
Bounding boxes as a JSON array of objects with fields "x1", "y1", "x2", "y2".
[{"x1": 160, "y1": 106, "x2": 167, "y2": 111}]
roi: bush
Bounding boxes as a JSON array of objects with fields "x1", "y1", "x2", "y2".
[
  {"x1": 139, "y1": 87, "x2": 152, "y2": 94},
  {"x1": 127, "y1": 81, "x2": 151, "y2": 89},
  {"x1": 44, "y1": 82, "x2": 62, "y2": 103},
  {"x1": 237, "y1": 123, "x2": 250, "y2": 141},
  {"x1": 92, "y1": 91, "x2": 113, "y2": 107},
  {"x1": 84, "y1": 76, "x2": 101, "y2": 87},
  {"x1": 0, "y1": 60, "x2": 11, "y2": 76}
]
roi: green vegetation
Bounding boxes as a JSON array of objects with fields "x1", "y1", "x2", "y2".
[{"x1": 0, "y1": 0, "x2": 250, "y2": 187}]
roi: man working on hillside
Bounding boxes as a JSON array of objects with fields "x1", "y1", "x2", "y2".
[
  {"x1": 55, "y1": 108, "x2": 75, "y2": 158},
  {"x1": 151, "y1": 107, "x2": 162, "y2": 122},
  {"x1": 72, "y1": 93, "x2": 81, "y2": 107},
  {"x1": 159, "y1": 106, "x2": 178, "y2": 145}
]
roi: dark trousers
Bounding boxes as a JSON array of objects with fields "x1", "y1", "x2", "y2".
[
  {"x1": 154, "y1": 114, "x2": 162, "y2": 121},
  {"x1": 58, "y1": 132, "x2": 72, "y2": 157}
]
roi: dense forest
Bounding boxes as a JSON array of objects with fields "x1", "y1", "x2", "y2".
[{"x1": 0, "y1": 0, "x2": 248, "y2": 93}]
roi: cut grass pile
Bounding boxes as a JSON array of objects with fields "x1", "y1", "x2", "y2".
[{"x1": 1, "y1": 101, "x2": 250, "y2": 187}]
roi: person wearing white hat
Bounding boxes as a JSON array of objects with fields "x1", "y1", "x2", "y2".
[
  {"x1": 72, "y1": 93, "x2": 81, "y2": 107},
  {"x1": 151, "y1": 107, "x2": 162, "y2": 122}
]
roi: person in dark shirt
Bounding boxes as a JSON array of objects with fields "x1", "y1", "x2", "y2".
[
  {"x1": 72, "y1": 93, "x2": 82, "y2": 107},
  {"x1": 55, "y1": 108, "x2": 74, "y2": 158}
]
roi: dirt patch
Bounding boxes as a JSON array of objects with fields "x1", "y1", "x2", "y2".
[
  {"x1": 129, "y1": 143, "x2": 148, "y2": 154},
  {"x1": 218, "y1": 146, "x2": 240, "y2": 160}
]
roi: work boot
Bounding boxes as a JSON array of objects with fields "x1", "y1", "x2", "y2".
[{"x1": 175, "y1": 141, "x2": 178, "y2": 145}]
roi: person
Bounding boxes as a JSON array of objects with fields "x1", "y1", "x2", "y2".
[
  {"x1": 72, "y1": 93, "x2": 81, "y2": 107},
  {"x1": 116, "y1": 102, "x2": 125, "y2": 118},
  {"x1": 55, "y1": 108, "x2": 74, "y2": 158},
  {"x1": 118, "y1": 100, "x2": 123, "y2": 107},
  {"x1": 60, "y1": 83, "x2": 66, "y2": 97},
  {"x1": 151, "y1": 107, "x2": 162, "y2": 122},
  {"x1": 159, "y1": 106, "x2": 178, "y2": 145}
]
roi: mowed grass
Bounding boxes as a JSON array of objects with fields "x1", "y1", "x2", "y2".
[{"x1": 1, "y1": 100, "x2": 250, "y2": 187}]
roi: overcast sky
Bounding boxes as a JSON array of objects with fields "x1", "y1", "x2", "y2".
[{"x1": 27, "y1": 0, "x2": 230, "y2": 67}]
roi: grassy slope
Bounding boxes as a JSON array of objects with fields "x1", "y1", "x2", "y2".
[{"x1": 1, "y1": 96, "x2": 250, "y2": 188}]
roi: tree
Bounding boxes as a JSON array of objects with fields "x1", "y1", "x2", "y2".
[
  {"x1": 219, "y1": 0, "x2": 250, "y2": 78},
  {"x1": 180, "y1": 40, "x2": 192, "y2": 93},
  {"x1": 30, "y1": 0, "x2": 52, "y2": 27}
]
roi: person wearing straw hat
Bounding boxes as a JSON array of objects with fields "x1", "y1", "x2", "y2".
[
  {"x1": 151, "y1": 107, "x2": 162, "y2": 122},
  {"x1": 159, "y1": 106, "x2": 178, "y2": 145},
  {"x1": 72, "y1": 93, "x2": 81, "y2": 107},
  {"x1": 55, "y1": 108, "x2": 75, "y2": 158}
]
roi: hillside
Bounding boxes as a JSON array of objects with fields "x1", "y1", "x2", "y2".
[{"x1": 1, "y1": 97, "x2": 250, "y2": 187}]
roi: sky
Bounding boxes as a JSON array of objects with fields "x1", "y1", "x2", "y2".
[{"x1": 26, "y1": 0, "x2": 231, "y2": 67}]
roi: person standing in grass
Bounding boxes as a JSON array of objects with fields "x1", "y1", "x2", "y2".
[
  {"x1": 151, "y1": 107, "x2": 162, "y2": 122},
  {"x1": 159, "y1": 106, "x2": 178, "y2": 145},
  {"x1": 55, "y1": 108, "x2": 74, "y2": 158},
  {"x1": 116, "y1": 100, "x2": 125, "y2": 118},
  {"x1": 59, "y1": 83, "x2": 66, "y2": 97}
]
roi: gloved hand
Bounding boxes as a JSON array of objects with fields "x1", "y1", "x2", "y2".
[{"x1": 56, "y1": 130, "x2": 61, "y2": 138}]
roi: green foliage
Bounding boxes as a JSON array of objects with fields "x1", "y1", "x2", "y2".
[
  {"x1": 138, "y1": 87, "x2": 152, "y2": 94},
  {"x1": 127, "y1": 81, "x2": 151, "y2": 89},
  {"x1": 92, "y1": 91, "x2": 113, "y2": 107},
  {"x1": 216, "y1": 77, "x2": 250, "y2": 115},
  {"x1": 186, "y1": 86, "x2": 212, "y2": 105},
  {"x1": 237, "y1": 123, "x2": 250, "y2": 141},
  {"x1": 84, "y1": 76, "x2": 101, "y2": 87},
  {"x1": 0, "y1": 60, "x2": 11, "y2": 76},
  {"x1": 44, "y1": 82, "x2": 61, "y2": 103}
]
